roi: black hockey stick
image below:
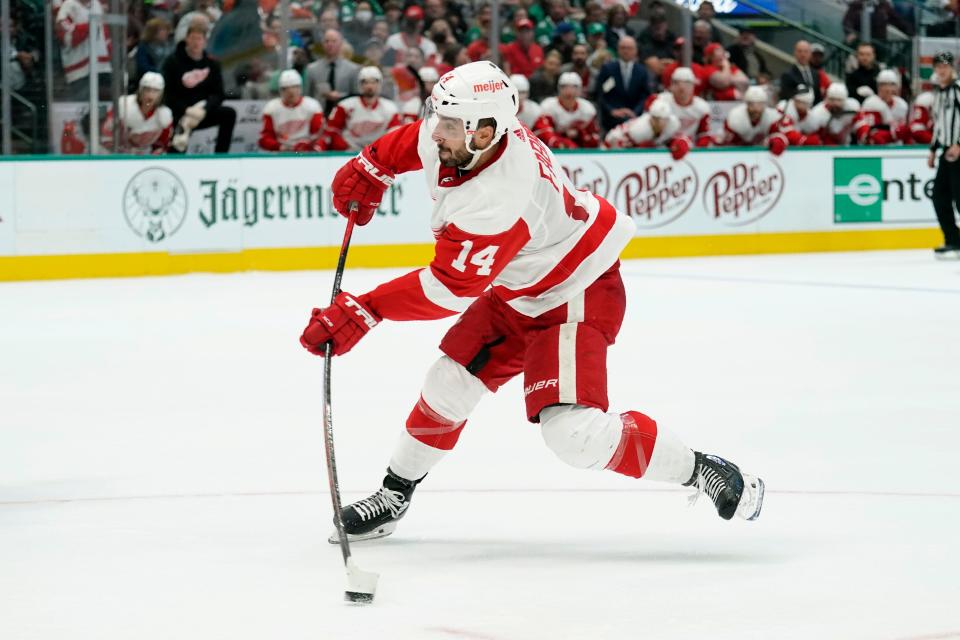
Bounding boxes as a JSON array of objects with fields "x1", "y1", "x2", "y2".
[{"x1": 323, "y1": 201, "x2": 379, "y2": 604}]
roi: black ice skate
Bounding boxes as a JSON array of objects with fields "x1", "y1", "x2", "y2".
[
  {"x1": 933, "y1": 244, "x2": 960, "y2": 260},
  {"x1": 328, "y1": 468, "x2": 422, "y2": 543},
  {"x1": 683, "y1": 452, "x2": 764, "y2": 521}
]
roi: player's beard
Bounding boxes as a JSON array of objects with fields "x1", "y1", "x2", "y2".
[{"x1": 437, "y1": 143, "x2": 474, "y2": 168}]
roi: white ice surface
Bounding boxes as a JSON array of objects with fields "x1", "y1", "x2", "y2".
[{"x1": 2, "y1": 250, "x2": 959, "y2": 640}]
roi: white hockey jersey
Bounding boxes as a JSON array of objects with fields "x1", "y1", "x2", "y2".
[
  {"x1": 605, "y1": 113, "x2": 681, "y2": 148},
  {"x1": 859, "y1": 94, "x2": 909, "y2": 126},
  {"x1": 400, "y1": 96, "x2": 427, "y2": 124},
  {"x1": 723, "y1": 104, "x2": 787, "y2": 146},
  {"x1": 358, "y1": 118, "x2": 635, "y2": 320},
  {"x1": 100, "y1": 94, "x2": 173, "y2": 154},
  {"x1": 517, "y1": 99, "x2": 543, "y2": 129},
  {"x1": 654, "y1": 91, "x2": 710, "y2": 139},
  {"x1": 808, "y1": 98, "x2": 860, "y2": 145},
  {"x1": 55, "y1": 0, "x2": 111, "y2": 83},
  {"x1": 776, "y1": 99, "x2": 818, "y2": 134},
  {"x1": 260, "y1": 96, "x2": 323, "y2": 149},
  {"x1": 538, "y1": 97, "x2": 597, "y2": 138},
  {"x1": 327, "y1": 96, "x2": 402, "y2": 151}
]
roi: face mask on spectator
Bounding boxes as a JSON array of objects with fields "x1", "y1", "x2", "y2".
[
  {"x1": 431, "y1": 30, "x2": 447, "y2": 44},
  {"x1": 356, "y1": 10, "x2": 373, "y2": 23}
]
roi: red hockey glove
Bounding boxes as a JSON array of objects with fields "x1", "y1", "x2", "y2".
[
  {"x1": 768, "y1": 133, "x2": 787, "y2": 156},
  {"x1": 331, "y1": 150, "x2": 395, "y2": 225},
  {"x1": 893, "y1": 123, "x2": 912, "y2": 144},
  {"x1": 670, "y1": 136, "x2": 691, "y2": 160},
  {"x1": 869, "y1": 128, "x2": 894, "y2": 145},
  {"x1": 300, "y1": 292, "x2": 381, "y2": 357},
  {"x1": 799, "y1": 133, "x2": 821, "y2": 146}
]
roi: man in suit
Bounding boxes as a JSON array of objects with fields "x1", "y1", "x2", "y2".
[
  {"x1": 305, "y1": 29, "x2": 361, "y2": 114},
  {"x1": 594, "y1": 36, "x2": 650, "y2": 132},
  {"x1": 779, "y1": 40, "x2": 823, "y2": 103}
]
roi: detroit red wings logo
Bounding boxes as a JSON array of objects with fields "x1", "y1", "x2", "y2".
[
  {"x1": 181, "y1": 68, "x2": 210, "y2": 89},
  {"x1": 277, "y1": 119, "x2": 308, "y2": 139}
]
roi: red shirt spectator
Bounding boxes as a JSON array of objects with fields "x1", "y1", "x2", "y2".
[
  {"x1": 501, "y1": 19, "x2": 544, "y2": 78},
  {"x1": 697, "y1": 43, "x2": 748, "y2": 101}
]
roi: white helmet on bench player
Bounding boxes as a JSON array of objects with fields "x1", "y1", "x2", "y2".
[{"x1": 430, "y1": 61, "x2": 519, "y2": 169}]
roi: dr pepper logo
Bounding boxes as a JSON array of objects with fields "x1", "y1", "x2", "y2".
[
  {"x1": 613, "y1": 161, "x2": 698, "y2": 228},
  {"x1": 703, "y1": 158, "x2": 784, "y2": 226}
]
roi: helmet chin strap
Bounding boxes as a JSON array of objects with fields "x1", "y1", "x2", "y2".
[{"x1": 460, "y1": 130, "x2": 502, "y2": 171}]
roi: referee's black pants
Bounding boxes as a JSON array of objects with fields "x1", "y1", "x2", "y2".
[{"x1": 932, "y1": 153, "x2": 960, "y2": 246}]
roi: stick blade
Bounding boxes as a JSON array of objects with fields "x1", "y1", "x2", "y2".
[{"x1": 344, "y1": 558, "x2": 379, "y2": 605}]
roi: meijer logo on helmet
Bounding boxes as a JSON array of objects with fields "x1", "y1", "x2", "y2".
[{"x1": 473, "y1": 80, "x2": 505, "y2": 93}]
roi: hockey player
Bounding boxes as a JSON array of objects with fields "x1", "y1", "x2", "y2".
[
  {"x1": 400, "y1": 67, "x2": 440, "y2": 124},
  {"x1": 533, "y1": 72, "x2": 601, "y2": 149},
  {"x1": 258, "y1": 69, "x2": 325, "y2": 153},
  {"x1": 100, "y1": 72, "x2": 173, "y2": 154},
  {"x1": 909, "y1": 91, "x2": 935, "y2": 145},
  {"x1": 720, "y1": 85, "x2": 792, "y2": 155},
  {"x1": 647, "y1": 66, "x2": 712, "y2": 146},
  {"x1": 299, "y1": 61, "x2": 764, "y2": 542},
  {"x1": 511, "y1": 73, "x2": 543, "y2": 130},
  {"x1": 776, "y1": 84, "x2": 821, "y2": 146},
  {"x1": 604, "y1": 99, "x2": 691, "y2": 160},
  {"x1": 809, "y1": 83, "x2": 860, "y2": 146},
  {"x1": 853, "y1": 70, "x2": 911, "y2": 145},
  {"x1": 325, "y1": 66, "x2": 402, "y2": 151}
]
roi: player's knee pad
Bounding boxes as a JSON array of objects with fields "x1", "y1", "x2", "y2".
[
  {"x1": 539, "y1": 405, "x2": 623, "y2": 470},
  {"x1": 406, "y1": 357, "x2": 488, "y2": 451}
]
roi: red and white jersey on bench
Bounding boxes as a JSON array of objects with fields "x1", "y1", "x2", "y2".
[
  {"x1": 604, "y1": 112, "x2": 681, "y2": 148},
  {"x1": 721, "y1": 104, "x2": 792, "y2": 146},
  {"x1": 357, "y1": 118, "x2": 635, "y2": 322},
  {"x1": 259, "y1": 96, "x2": 324, "y2": 150},
  {"x1": 648, "y1": 91, "x2": 711, "y2": 141},
  {"x1": 327, "y1": 96, "x2": 402, "y2": 150},
  {"x1": 100, "y1": 94, "x2": 173, "y2": 154}
]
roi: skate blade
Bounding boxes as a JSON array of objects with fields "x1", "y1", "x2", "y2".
[
  {"x1": 934, "y1": 251, "x2": 960, "y2": 261},
  {"x1": 328, "y1": 521, "x2": 397, "y2": 544},
  {"x1": 736, "y1": 474, "x2": 765, "y2": 521}
]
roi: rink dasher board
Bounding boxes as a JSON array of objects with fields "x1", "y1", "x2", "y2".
[{"x1": 0, "y1": 147, "x2": 944, "y2": 281}]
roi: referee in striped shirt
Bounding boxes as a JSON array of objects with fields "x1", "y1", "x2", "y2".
[{"x1": 928, "y1": 51, "x2": 960, "y2": 258}]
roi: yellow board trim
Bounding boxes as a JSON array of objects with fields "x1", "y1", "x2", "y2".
[{"x1": 0, "y1": 228, "x2": 942, "y2": 282}]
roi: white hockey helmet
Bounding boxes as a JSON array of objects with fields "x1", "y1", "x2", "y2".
[
  {"x1": 558, "y1": 71, "x2": 582, "y2": 88},
  {"x1": 358, "y1": 66, "x2": 384, "y2": 84},
  {"x1": 279, "y1": 69, "x2": 302, "y2": 89},
  {"x1": 877, "y1": 69, "x2": 900, "y2": 86},
  {"x1": 648, "y1": 99, "x2": 672, "y2": 119},
  {"x1": 826, "y1": 82, "x2": 848, "y2": 100},
  {"x1": 510, "y1": 73, "x2": 530, "y2": 94},
  {"x1": 793, "y1": 86, "x2": 815, "y2": 104},
  {"x1": 418, "y1": 66, "x2": 440, "y2": 83},
  {"x1": 671, "y1": 66, "x2": 695, "y2": 84},
  {"x1": 431, "y1": 61, "x2": 519, "y2": 166},
  {"x1": 744, "y1": 85, "x2": 768, "y2": 104},
  {"x1": 139, "y1": 72, "x2": 165, "y2": 91}
]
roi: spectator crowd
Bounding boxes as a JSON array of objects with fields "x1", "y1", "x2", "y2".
[{"x1": 0, "y1": 0, "x2": 944, "y2": 156}]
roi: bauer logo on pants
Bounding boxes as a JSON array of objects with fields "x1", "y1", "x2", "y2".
[{"x1": 123, "y1": 167, "x2": 188, "y2": 243}]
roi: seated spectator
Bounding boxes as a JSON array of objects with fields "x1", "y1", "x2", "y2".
[
  {"x1": 426, "y1": 19, "x2": 456, "y2": 65},
  {"x1": 100, "y1": 72, "x2": 173, "y2": 155},
  {"x1": 776, "y1": 85, "x2": 821, "y2": 146},
  {"x1": 306, "y1": 30, "x2": 361, "y2": 114},
  {"x1": 853, "y1": 70, "x2": 910, "y2": 145},
  {"x1": 259, "y1": 69, "x2": 325, "y2": 153},
  {"x1": 6, "y1": 13, "x2": 38, "y2": 93},
  {"x1": 392, "y1": 46, "x2": 426, "y2": 103},
  {"x1": 529, "y1": 50, "x2": 563, "y2": 103},
  {"x1": 400, "y1": 66, "x2": 438, "y2": 123},
  {"x1": 691, "y1": 20, "x2": 712, "y2": 65},
  {"x1": 163, "y1": 20, "x2": 235, "y2": 153},
  {"x1": 501, "y1": 18, "x2": 544, "y2": 78},
  {"x1": 437, "y1": 43, "x2": 470, "y2": 76},
  {"x1": 238, "y1": 58, "x2": 272, "y2": 100},
  {"x1": 604, "y1": 4, "x2": 636, "y2": 51},
  {"x1": 719, "y1": 85, "x2": 792, "y2": 155},
  {"x1": 133, "y1": 17, "x2": 173, "y2": 88},
  {"x1": 585, "y1": 22, "x2": 613, "y2": 71},
  {"x1": 638, "y1": 14, "x2": 675, "y2": 61},
  {"x1": 343, "y1": 1, "x2": 378, "y2": 50},
  {"x1": 605, "y1": 99, "x2": 690, "y2": 160},
  {"x1": 660, "y1": 37, "x2": 701, "y2": 92},
  {"x1": 560, "y1": 44, "x2": 594, "y2": 94},
  {"x1": 845, "y1": 42, "x2": 880, "y2": 102},
  {"x1": 842, "y1": 0, "x2": 913, "y2": 44},
  {"x1": 385, "y1": 5, "x2": 437, "y2": 65},
  {"x1": 536, "y1": 0, "x2": 584, "y2": 49},
  {"x1": 465, "y1": 2, "x2": 492, "y2": 44},
  {"x1": 548, "y1": 22, "x2": 580, "y2": 64},
  {"x1": 808, "y1": 82, "x2": 862, "y2": 145},
  {"x1": 424, "y1": 0, "x2": 466, "y2": 43},
  {"x1": 727, "y1": 29, "x2": 768, "y2": 82},
  {"x1": 910, "y1": 91, "x2": 935, "y2": 144},
  {"x1": 697, "y1": 1, "x2": 724, "y2": 43},
  {"x1": 512, "y1": 74, "x2": 544, "y2": 129},
  {"x1": 55, "y1": 0, "x2": 113, "y2": 101},
  {"x1": 699, "y1": 43, "x2": 749, "y2": 101},
  {"x1": 779, "y1": 40, "x2": 824, "y2": 104},
  {"x1": 325, "y1": 66, "x2": 401, "y2": 151},
  {"x1": 173, "y1": 0, "x2": 219, "y2": 42},
  {"x1": 648, "y1": 67, "x2": 711, "y2": 146},
  {"x1": 809, "y1": 43, "x2": 832, "y2": 95},
  {"x1": 595, "y1": 36, "x2": 650, "y2": 132},
  {"x1": 534, "y1": 72, "x2": 600, "y2": 148}
]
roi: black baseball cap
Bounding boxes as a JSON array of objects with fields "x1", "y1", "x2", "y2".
[{"x1": 934, "y1": 51, "x2": 955, "y2": 65}]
